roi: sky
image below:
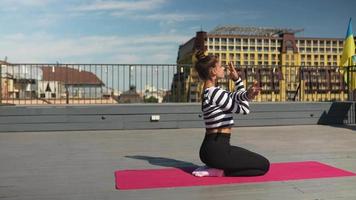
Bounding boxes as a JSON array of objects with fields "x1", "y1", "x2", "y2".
[{"x1": 0, "y1": 0, "x2": 356, "y2": 64}]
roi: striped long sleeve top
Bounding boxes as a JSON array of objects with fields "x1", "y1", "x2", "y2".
[{"x1": 202, "y1": 77, "x2": 250, "y2": 129}]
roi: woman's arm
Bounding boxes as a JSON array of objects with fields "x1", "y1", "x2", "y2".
[
  {"x1": 209, "y1": 88, "x2": 250, "y2": 114},
  {"x1": 227, "y1": 61, "x2": 261, "y2": 101}
]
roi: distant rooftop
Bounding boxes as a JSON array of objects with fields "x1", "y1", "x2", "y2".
[
  {"x1": 0, "y1": 60, "x2": 10, "y2": 65},
  {"x1": 42, "y1": 66, "x2": 104, "y2": 86},
  {"x1": 208, "y1": 25, "x2": 304, "y2": 37}
]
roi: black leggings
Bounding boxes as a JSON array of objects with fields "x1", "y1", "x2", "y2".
[{"x1": 199, "y1": 132, "x2": 270, "y2": 177}]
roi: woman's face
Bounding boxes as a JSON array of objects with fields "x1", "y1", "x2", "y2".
[{"x1": 214, "y1": 61, "x2": 225, "y2": 79}]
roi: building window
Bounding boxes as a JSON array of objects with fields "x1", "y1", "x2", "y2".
[
  {"x1": 229, "y1": 46, "x2": 234, "y2": 51},
  {"x1": 327, "y1": 55, "x2": 332, "y2": 61},
  {"x1": 250, "y1": 39, "x2": 255, "y2": 45},
  {"x1": 229, "y1": 54, "x2": 234, "y2": 60},
  {"x1": 228, "y1": 38, "x2": 234, "y2": 43},
  {"x1": 277, "y1": 40, "x2": 282, "y2": 46},
  {"x1": 243, "y1": 39, "x2": 248, "y2": 45}
]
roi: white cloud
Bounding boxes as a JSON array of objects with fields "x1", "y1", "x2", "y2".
[
  {"x1": 112, "y1": 12, "x2": 204, "y2": 22},
  {"x1": 0, "y1": 32, "x2": 191, "y2": 64},
  {"x1": 73, "y1": 0, "x2": 166, "y2": 12},
  {"x1": 144, "y1": 13, "x2": 202, "y2": 22},
  {"x1": 0, "y1": 0, "x2": 54, "y2": 10}
]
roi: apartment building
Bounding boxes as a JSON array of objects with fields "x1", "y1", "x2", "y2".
[{"x1": 175, "y1": 25, "x2": 347, "y2": 102}]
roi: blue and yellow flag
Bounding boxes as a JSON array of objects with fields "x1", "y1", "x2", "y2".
[{"x1": 340, "y1": 18, "x2": 356, "y2": 90}]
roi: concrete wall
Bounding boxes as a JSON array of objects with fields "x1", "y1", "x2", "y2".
[{"x1": 0, "y1": 102, "x2": 354, "y2": 132}]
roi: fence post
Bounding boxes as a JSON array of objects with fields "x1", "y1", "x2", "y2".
[
  {"x1": 0, "y1": 63, "x2": 2, "y2": 104},
  {"x1": 280, "y1": 65, "x2": 286, "y2": 101},
  {"x1": 347, "y1": 65, "x2": 356, "y2": 101},
  {"x1": 65, "y1": 64, "x2": 69, "y2": 104}
]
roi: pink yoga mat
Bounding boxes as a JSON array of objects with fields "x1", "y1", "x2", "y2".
[{"x1": 115, "y1": 161, "x2": 356, "y2": 190}]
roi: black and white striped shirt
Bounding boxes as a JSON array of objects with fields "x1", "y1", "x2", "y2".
[{"x1": 202, "y1": 78, "x2": 250, "y2": 129}]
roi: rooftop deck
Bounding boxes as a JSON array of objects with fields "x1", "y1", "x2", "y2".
[{"x1": 0, "y1": 125, "x2": 355, "y2": 199}]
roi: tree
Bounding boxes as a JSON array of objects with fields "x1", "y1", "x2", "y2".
[{"x1": 144, "y1": 96, "x2": 158, "y2": 103}]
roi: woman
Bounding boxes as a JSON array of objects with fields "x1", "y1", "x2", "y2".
[{"x1": 192, "y1": 51, "x2": 270, "y2": 177}]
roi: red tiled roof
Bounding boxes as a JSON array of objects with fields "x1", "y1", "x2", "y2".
[{"x1": 41, "y1": 66, "x2": 104, "y2": 86}]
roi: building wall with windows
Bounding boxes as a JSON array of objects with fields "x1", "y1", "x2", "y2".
[{"x1": 175, "y1": 26, "x2": 348, "y2": 102}]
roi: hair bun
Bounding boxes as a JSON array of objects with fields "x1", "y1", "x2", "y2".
[{"x1": 195, "y1": 50, "x2": 207, "y2": 61}]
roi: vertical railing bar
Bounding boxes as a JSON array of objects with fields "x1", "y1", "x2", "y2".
[{"x1": 140, "y1": 65, "x2": 143, "y2": 101}]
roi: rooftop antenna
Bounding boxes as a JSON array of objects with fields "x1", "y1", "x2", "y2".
[
  {"x1": 200, "y1": 25, "x2": 203, "y2": 32},
  {"x1": 4, "y1": 56, "x2": 7, "y2": 62}
]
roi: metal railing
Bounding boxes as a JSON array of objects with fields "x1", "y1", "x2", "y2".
[
  {"x1": 236, "y1": 65, "x2": 354, "y2": 102},
  {"x1": 0, "y1": 63, "x2": 355, "y2": 105}
]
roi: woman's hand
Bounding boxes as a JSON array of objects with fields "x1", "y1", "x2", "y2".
[
  {"x1": 227, "y1": 61, "x2": 239, "y2": 81},
  {"x1": 247, "y1": 81, "x2": 261, "y2": 100}
]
